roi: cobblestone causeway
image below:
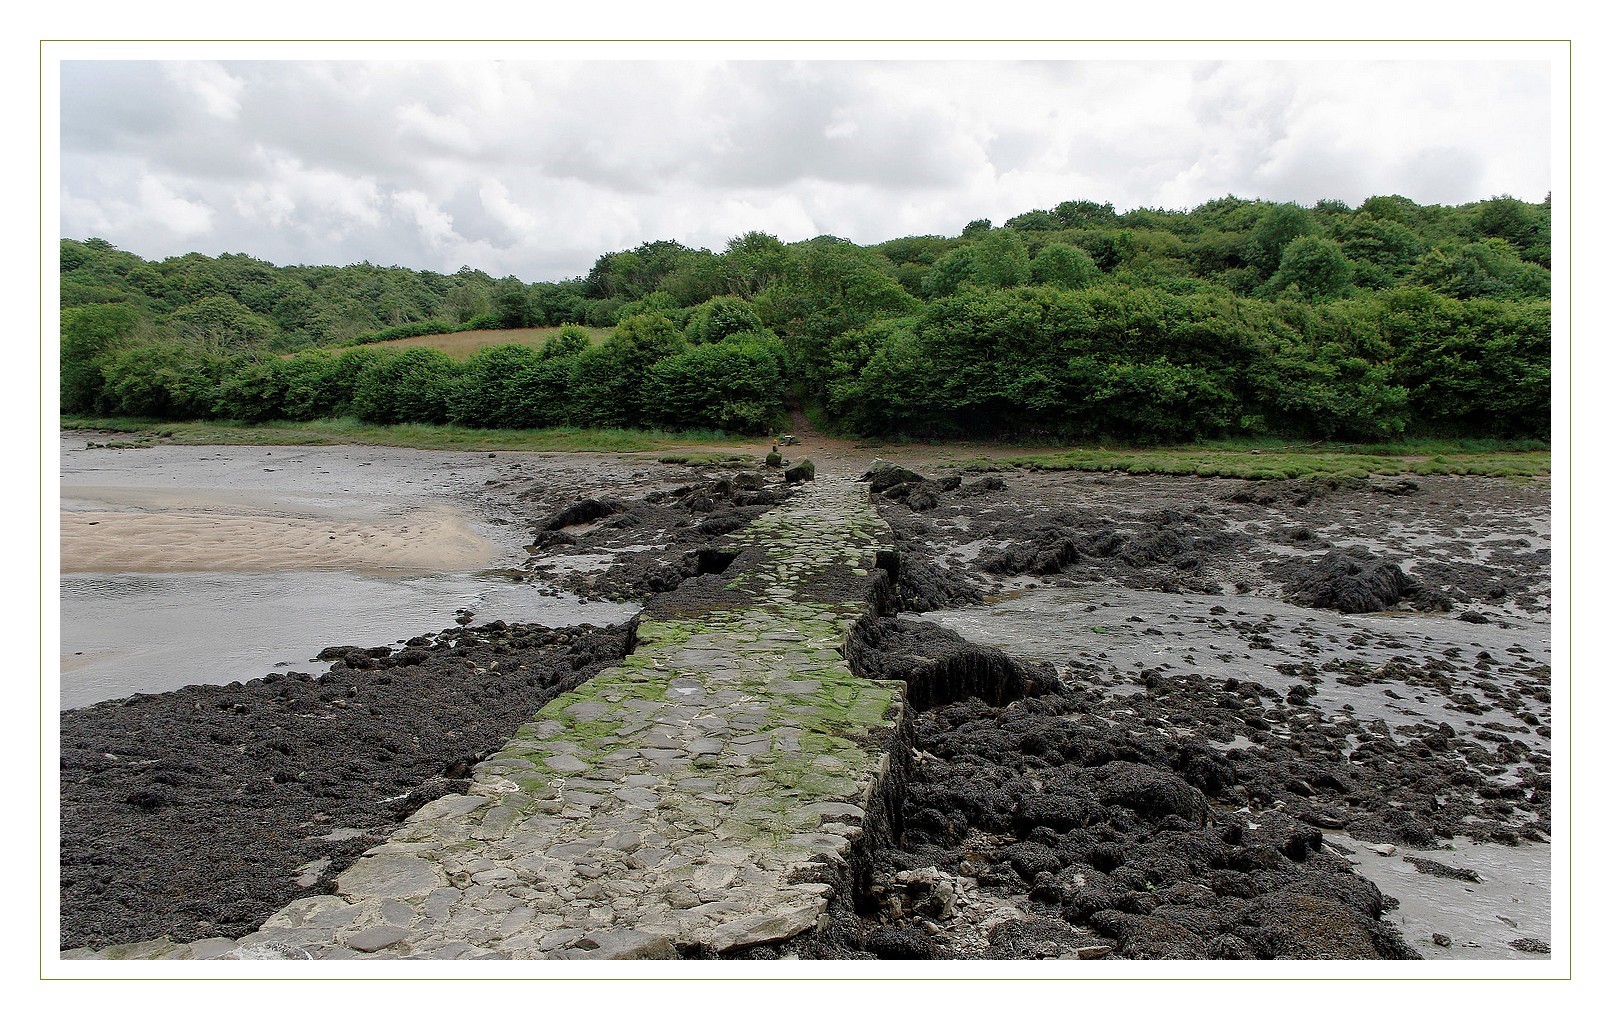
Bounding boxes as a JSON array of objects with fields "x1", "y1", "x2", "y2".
[{"x1": 73, "y1": 470, "x2": 906, "y2": 961}]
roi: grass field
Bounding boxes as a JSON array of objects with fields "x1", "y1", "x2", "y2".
[{"x1": 352, "y1": 326, "x2": 610, "y2": 359}]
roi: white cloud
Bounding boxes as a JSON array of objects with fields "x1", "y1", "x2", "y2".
[
  {"x1": 161, "y1": 61, "x2": 245, "y2": 120},
  {"x1": 391, "y1": 189, "x2": 459, "y2": 249},
  {"x1": 233, "y1": 155, "x2": 384, "y2": 239},
  {"x1": 63, "y1": 175, "x2": 215, "y2": 241}
]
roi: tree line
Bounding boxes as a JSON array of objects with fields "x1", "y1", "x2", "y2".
[{"x1": 60, "y1": 192, "x2": 1550, "y2": 440}]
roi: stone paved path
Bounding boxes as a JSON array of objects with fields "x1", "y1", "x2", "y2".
[{"x1": 72, "y1": 470, "x2": 905, "y2": 960}]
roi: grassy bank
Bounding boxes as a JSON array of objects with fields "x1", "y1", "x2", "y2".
[
  {"x1": 60, "y1": 416, "x2": 1549, "y2": 480},
  {"x1": 60, "y1": 416, "x2": 758, "y2": 455},
  {"x1": 951, "y1": 443, "x2": 1549, "y2": 481}
]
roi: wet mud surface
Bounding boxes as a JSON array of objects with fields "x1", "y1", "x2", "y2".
[
  {"x1": 837, "y1": 463, "x2": 1551, "y2": 960},
  {"x1": 58, "y1": 440, "x2": 1553, "y2": 962}
]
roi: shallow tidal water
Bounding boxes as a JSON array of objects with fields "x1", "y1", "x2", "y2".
[
  {"x1": 57, "y1": 436, "x2": 641, "y2": 710},
  {"x1": 59, "y1": 569, "x2": 636, "y2": 711}
]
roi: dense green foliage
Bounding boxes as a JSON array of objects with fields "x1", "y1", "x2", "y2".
[{"x1": 60, "y1": 191, "x2": 1550, "y2": 440}]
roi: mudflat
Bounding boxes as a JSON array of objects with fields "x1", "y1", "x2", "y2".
[{"x1": 57, "y1": 432, "x2": 1553, "y2": 961}]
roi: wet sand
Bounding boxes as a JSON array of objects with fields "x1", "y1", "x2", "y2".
[
  {"x1": 61, "y1": 506, "x2": 498, "y2": 573},
  {"x1": 60, "y1": 435, "x2": 536, "y2": 574},
  {"x1": 56, "y1": 433, "x2": 683, "y2": 709}
]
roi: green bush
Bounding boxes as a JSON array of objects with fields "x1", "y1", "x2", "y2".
[
  {"x1": 449, "y1": 344, "x2": 542, "y2": 428},
  {"x1": 99, "y1": 340, "x2": 228, "y2": 419},
  {"x1": 351, "y1": 347, "x2": 460, "y2": 424},
  {"x1": 643, "y1": 335, "x2": 786, "y2": 433},
  {"x1": 683, "y1": 296, "x2": 764, "y2": 344},
  {"x1": 280, "y1": 348, "x2": 370, "y2": 420},
  {"x1": 566, "y1": 343, "x2": 632, "y2": 427}
]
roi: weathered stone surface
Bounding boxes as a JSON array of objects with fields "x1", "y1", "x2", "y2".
[
  {"x1": 345, "y1": 925, "x2": 410, "y2": 953},
  {"x1": 335, "y1": 855, "x2": 445, "y2": 900},
  {"x1": 554, "y1": 928, "x2": 678, "y2": 959}
]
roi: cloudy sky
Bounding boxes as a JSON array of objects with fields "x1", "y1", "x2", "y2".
[{"x1": 58, "y1": 57, "x2": 1553, "y2": 282}]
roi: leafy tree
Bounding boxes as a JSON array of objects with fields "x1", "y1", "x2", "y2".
[
  {"x1": 1073, "y1": 229, "x2": 1139, "y2": 272},
  {"x1": 719, "y1": 232, "x2": 788, "y2": 299},
  {"x1": 757, "y1": 239, "x2": 919, "y2": 394},
  {"x1": 351, "y1": 348, "x2": 460, "y2": 424},
  {"x1": 585, "y1": 240, "x2": 704, "y2": 300},
  {"x1": 1246, "y1": 203, "x2": 1316, "y2": 275},
  {"x1": 1054, "y1": 200, "x2": 1119, "y2": 228},
  {"x1": 565, "y1": 343, "x2": 632, "y2": 427},
  {"x1": 1379, "y1": 288, "x2": 1549, "y2": 436},
  {"x1": 1084, "y1": 358, "x2": 1237, "y2": 441},
  {"x1": 542, "y1": 325, "x2": 592, "y2": 360},
  {"x1": 1335, "y1": 215, "x2": 1425, "y2": 287},
  {"x1": 969, "y1": 230, "x2": 1031, "y2": 289},
  {"x1": 921, "y1": 247, "x2": 977, "y2": 299},
  {"x1": 644, "y1": 335, "x2": 786, "y2": 433},
  {"x1": 490, "y1": 277, "x2": 532, "y2": 328},
  {"x1": 449, "y1": 345, "x2": 542, "y2": 427},
  {"x1": 1412, "y1": 239, "x2": 1550, "y2": 300},
  {"x1": 1472, "y1": 195, "x2": 1540, "y2": 251},
  {"x1": 60, "y1": 304, "x2": 143, "y2": 412},
  {"x1": 280, "y1": 348, "x2": 369, "y2": 420},
  {"x1": 661, "y1": 249, "x2": 725, "y2": 306},
  {"x1": 166, "y1": 295, "x2": 278, "y2": 350},
  {"x1": 684, "y1": 296, "x2": 765, "y2": 344},
  {"x1": 1358, "y1": 194, "x2": 1425, "y2": 225},
  {"x1": 529, "y1": 280, "x2": 588, "y2": 325},
  {"x1": 615, "y1": 291, "x2": 688, "y2": 326},
  {"x1": 1267, "y1": 236, "x2": 1354, "y2": 299},
  {"x1": 99, "y1": 340, "x2": 227, "y2": 419},
  {"x1": 211, "y1": 356, "x2": 291, "y2": 422},
  {"x1": 827, "y1": 319, "x2": 942, "y2": 436},
  {"x1": 1029, "y1": 242, "x2": 1100, "y2": 290},
  {"x1": 1004, "y1": 209, "x2": 1059, "y2": 231}
]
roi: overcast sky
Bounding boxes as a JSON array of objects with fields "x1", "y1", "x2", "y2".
[{"x1": 58, "y1": 58, "x2": 1552, "y2": 282}]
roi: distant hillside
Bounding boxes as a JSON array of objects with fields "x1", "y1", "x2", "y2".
[{"x1": 60, "y1": 192, "x2": 1550, "y2": 441}]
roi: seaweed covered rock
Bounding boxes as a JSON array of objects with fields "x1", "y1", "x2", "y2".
[
  {"x1": 896, "y1": 552, "x2": 981, "y2": 612},
  {"x1": 1279, "y1": 550, "x2": 1416, "y2": 614},
  {"x1": 848, "y1": 617, "x2": 1058, "y2": 710},
  {"x1": 863, "y1": 461, "x2": 925, "y2": 493},
  {"x1": 537, "y1": 498, "x2": 625, "y2": 531}
]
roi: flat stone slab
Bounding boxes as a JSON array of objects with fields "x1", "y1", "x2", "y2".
[
  {"x1": 336, "y1": 854, "x2": 445, "y2": 900},
  {"x1": 93, "y1": 470, "x2": 902, "y2": 962}
]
